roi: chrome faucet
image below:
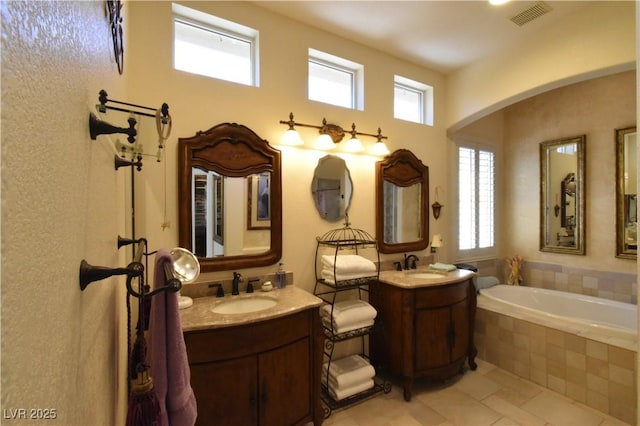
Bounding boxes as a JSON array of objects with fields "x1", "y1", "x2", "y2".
[
  {"x1": 404, "y1": 254, "x2": 419, "y2": 270},
  {"x1": 232, "y1": 272, "x2": 243, "y2": 295}
]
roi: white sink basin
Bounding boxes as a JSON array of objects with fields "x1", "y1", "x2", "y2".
[
  {"x1": 407, "y1": 272, "x2": 446, "y2": 279},
  {"x1": 211, "y1": 297, "x2": 278, "y2": 314}
]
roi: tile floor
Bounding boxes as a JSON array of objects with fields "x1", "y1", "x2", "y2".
[{"x1": 321, "y1": 359, "x2": 631, "y2": 426}]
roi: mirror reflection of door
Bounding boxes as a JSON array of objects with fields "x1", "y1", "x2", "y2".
[
  {"x1": 311, "y1": 155, "x2": 353, "y2": 222},
  {"x1": 191, "y1": 169, "x2": 271, "y2": 258},
  {"x1": 315, "y1": 178, "x2": 342, "y2": 221},
  {"x1": 192, "y1": 168, "x2": 224, "y2": 257},
  {"x1": 549, "y1": 145, "x2": 578, "y2": 248},
  {"x1": 383, "y1": 181, "x2": 422, "y2": 244}
]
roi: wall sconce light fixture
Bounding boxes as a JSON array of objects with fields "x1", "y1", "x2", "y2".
[
  {"x1": 430, "y1": 234, "x2": 443, "y2": 252},
  {"x1": 278, "y1": 112, "x2": 390, "y2": 156},
  {"x1": 89, "y1": 90, "x2": 172, "y2": 171},
  {"x1": 432, "y1": 186, "x2": 444, "y2": 220}
]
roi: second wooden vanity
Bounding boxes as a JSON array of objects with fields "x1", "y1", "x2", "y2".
[
  {"x1": 181, "y1": 287, "x2": 324, "y2": 426},
  {"x1": 369, "y1": 269, "x2": 477, "y2": 401}
]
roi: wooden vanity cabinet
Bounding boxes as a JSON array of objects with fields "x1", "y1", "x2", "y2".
[
  {"x1": 369, "y1": 278, "x2": 477, "y2": 401},
  {"x1": 184, "y1": 309, "x2": 324, "y2": 426}
]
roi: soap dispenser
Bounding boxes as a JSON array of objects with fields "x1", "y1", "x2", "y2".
[{"x1": 275, "y1": 263, "x2": 286, "y2": 289}]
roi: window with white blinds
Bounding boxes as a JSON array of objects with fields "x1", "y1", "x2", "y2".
[{"x1": 458, "y1": 146, "x2": 495, "y2": 258}]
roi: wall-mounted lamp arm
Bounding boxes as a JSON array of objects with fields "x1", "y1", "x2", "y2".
[
  {"x1": 97, "y1": 89, "x2": 162, "y2": 119},
  {"x1": 89, "y1": 112, "x2": 137, "y2": 143},
  {"x1": 78, "y1": 260, "x2": 139, "y2": 291}
]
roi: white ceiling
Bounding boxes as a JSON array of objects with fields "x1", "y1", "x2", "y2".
[{"x1": 254, "y1": 1, "x2": 593, "y2": 74}]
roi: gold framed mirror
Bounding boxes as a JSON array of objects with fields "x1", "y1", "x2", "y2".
[
  {"x1": 376, "y1": 149, "x2": 429, "y2": 254},
  {"x1": 178, "y1": 123, "x2": 282, "y2": 272},
  {"x1": 616, "y1": 126, "x2": 637, "y2": 259},
  {"x1": 540, "y1": 135, "x2": 586, "y2": 255}
]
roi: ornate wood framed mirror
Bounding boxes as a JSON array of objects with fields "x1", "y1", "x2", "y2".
[
  {"x1": 539, "y1": 135, "x2": 586, "y2": 255},
  {"x1": 616, "y1": 126, "x2": 637, "y2": 259},
  {"x1": 178, "y1": 123, "x2": 282, "y2": 272},
  {"x1": 376, "y1": 149, "x2": 429, "y2": 254}
]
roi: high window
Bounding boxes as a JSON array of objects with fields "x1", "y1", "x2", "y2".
[
  {"x1": 394, "y1": 75, "x2": 434, "y2": 126},
  {"x1": 173, "y1": 3, "x2": 259, "y2": 86},
  {"x1": 308, "y1": 49, "x2": 363, "y2": 110},
  {"x1": 458, "y1": 144, "x2": 496, "y2": 259}
]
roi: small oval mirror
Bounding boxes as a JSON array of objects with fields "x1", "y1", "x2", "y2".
[{"x1": 311, "y1": 155, "x2": 353, "y2": 222}]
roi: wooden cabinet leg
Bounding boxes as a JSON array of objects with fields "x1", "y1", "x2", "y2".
[
  {"x1": 403, "y1": 377, "x2": 413, "y2": 402},
  {"x1": 468, "y1": 344, "x2": 478, "y2": 370}
]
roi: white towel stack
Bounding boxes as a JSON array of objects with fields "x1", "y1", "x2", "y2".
[
  {"x1": 321, "y1": 254, "x2": 377, "y2": 284},
  {"x1": 320, "y1": 300, "x2": 377, "y2": 334},
  {"x1": 323, "y1": 354, "x2": 375, "y2": 401}
]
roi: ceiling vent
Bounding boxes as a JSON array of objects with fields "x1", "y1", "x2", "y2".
[{"x1": 510, "y1": 1, "x2": 552, "y2": 27}]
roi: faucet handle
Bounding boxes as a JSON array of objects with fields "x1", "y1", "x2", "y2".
[
  {"x1": 209, "y1": 282, "x2": 224, "y2": 297},
  {"x1": 247, "y1": 279, "x2": 259, "y2": 293}
]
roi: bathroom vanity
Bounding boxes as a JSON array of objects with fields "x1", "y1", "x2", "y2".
[
  {"x1": 181, "y1": 287, "x2": 324, "y2": 426},
  {"x1": 369, "y1": 269, "x2": 477, "y2": 401}
]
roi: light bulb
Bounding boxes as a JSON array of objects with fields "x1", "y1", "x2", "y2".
[
  {"x1": 316, "y1": 134, "x2": 335, "y2": 150},
  {"x1": 371, "y1": 141, "x2": 390, "y2": 156},
  {"x1": 282, "y1": 129, "x2": 303, "y2": 146},
  {"x1": 344, "y1": 137, "x2": 363, "y2": 152}
]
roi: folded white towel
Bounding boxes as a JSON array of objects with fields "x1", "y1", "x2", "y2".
[
  {"x1": 321, "y1": 317, "x2": 374, "y2": 334},
  {"x1": 328, "y1": 379, "x2": 374, "y2": 401},
  {"x1": 320, "y1": 300, "x2": 377, "y2": 329},
  {"x1": 321, "y1": 269, "x2": 377, "y2": 284},
  {"x1": 321, "y1": 254, "x2": 377, "y2": 275},
  {"x1": 429, "y1": 262, "x2": 457, "y2": 272},
  {"x1": 323, "y1": 355, "x2": 375, "y2": 389}
]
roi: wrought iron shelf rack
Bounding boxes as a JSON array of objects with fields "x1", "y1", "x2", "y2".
[{"x1": 313, "y1": 223, "x2": 391, "y2": 418}]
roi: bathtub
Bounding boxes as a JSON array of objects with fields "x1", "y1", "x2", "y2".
[
  {"x1": 476, "y1": 284, "x2": 637, "y2": 424},
  {"x1": 480, "y1": 284, "x2": 637, "y2": 341}
]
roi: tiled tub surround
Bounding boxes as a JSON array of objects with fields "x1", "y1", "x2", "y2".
[
  {"x1": 476, "y1": 293, "x2": 637, "y2": 424},
  {"x1": 473, "y1": 259, "x2": 638, "y2": 304}
]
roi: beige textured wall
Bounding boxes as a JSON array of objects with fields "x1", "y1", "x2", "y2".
[
  {"x1": 2, "y1": 1, "x2": 128, "y2": 424},
  {"x1": 502, "y1": 71, "x2": 636, "y2": 273},
  {"x1": 446, "y1": 1, "x2": 636, "y2": 132},
  {"x1": 125, "y1": 1, "x2": 448, "y2": 289}
]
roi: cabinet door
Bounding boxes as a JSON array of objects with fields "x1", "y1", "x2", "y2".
[
  {"x1": 190, "y1": 356, "x2": 257, "y2": 426},
  {"x1": 414, "y1": 307, "x2": 450, "y2": 370},
  {"x1": 259, "y1": 338, "x2": 311, "y2": 426},
  {"x1": 450, "y1": 298, "x2": 470, "y2": 362}
]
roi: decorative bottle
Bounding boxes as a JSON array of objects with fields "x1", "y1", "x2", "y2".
[{"x1": 275, "y1": 263, "x2": 286, "y2": 289}]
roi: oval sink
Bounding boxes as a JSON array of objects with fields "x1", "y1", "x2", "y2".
[
  {"x1": 211, "y1": 297, "x2": 278, "y2": 314},
  {"x1": 407, "y1": 272, "x2": 446, "y2": 279}
]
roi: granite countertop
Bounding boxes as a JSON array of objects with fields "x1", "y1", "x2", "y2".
[
  {"x1": 180, "y1": 285, "x2": 323, "y2": 332},
  {"x1": 379, "y1": 268, "x2": 475, "y2": 289}
]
